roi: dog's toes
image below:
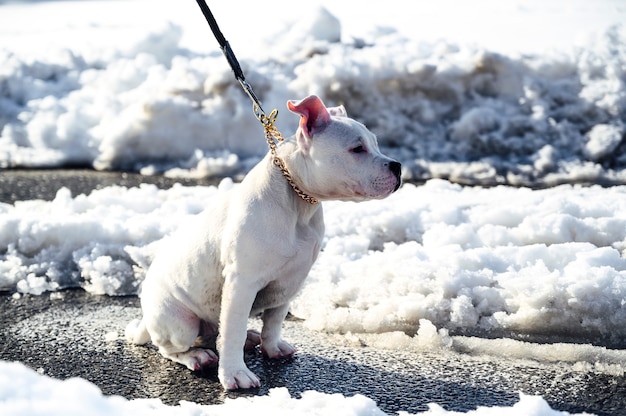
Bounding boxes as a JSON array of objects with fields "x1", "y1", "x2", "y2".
[
  {"x1": 176, "y1": 348, "x2": 218, "y2": 371},
  {"x1": 197, "y1": 349, "x2": 219, "y2": 368},
  {"x1": 220, "y1": 368, "x2": 261, "y2": 390},
  {"x1": 161, "y1": 347, "x2": 218, "y2": 371},
  {"x1": 261, "y1": 339, "x2": 296, "y2": 359}
]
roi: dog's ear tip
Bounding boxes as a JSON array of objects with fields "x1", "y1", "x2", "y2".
[
  {"x1": 287, "y1": 95, "x2": 323, "y2": 108},
  {"x1": 288, "y1": 96, "x2": 331, "y2": 136}
]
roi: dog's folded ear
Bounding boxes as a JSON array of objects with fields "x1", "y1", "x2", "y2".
[{"x1": 287, "y1": 95, "x2": 331, "y2": 141}]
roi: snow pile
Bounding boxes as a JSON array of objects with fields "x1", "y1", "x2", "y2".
[
  {"x1": 2, "y1": 180, "x2": 625, "y2": 346},
  {"x1": 292, "y1": 180, "x2": 626, "y2": 343},
  {"x1": 1, "y1": 3, "x2": 625, "y2": 186},
  {"x1": 0, "y1": 361, "x2": 591, "y2": 416},
  {"x1": 0, "y1": 182, "x2": 228, "y2": 295}
]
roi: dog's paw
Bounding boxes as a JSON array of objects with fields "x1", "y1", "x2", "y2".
[
  {"x1": 261, "y1": 339, "x2": 296, "y2": 359},
  {"x1": 166, "y1": 348, "x2": 218, "y2": 371},
  {"x1": 191, "y1": 348, "x2": 219, "y2": 371},
  {"x1": 219, "y1": 366, "x2": 261, "y2": 390}
]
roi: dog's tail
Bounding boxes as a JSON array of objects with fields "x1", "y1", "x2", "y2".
[{"x1": 125, "y1": 318, "x2": 151, "y2": 345}]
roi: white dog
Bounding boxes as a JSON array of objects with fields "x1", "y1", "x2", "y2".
[{"x1": 126, "y1": 95, "x2": 401, "y2": 390}]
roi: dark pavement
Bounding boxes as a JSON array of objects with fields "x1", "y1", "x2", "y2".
[
  {"x1": 0, "y1": 168, "x2": 221, "y2": 204},
  {"x1": 1, "y1": 169, "x2": 625, "y2": 415}
]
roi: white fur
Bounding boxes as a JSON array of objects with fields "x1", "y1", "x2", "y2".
[{"x1": 125, "y1": 95, "x2": 401, "y2": 390}]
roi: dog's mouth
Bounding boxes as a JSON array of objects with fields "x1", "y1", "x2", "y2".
[
  {"x1": 331, "y1": 169, "x2": 401, "y2": 201},
  {"x1": 393, "y1": 174, "x2": 402, "y2": 192},
  {"x1": 367, "y1": 176, "x2": 401, "y2": 199}
]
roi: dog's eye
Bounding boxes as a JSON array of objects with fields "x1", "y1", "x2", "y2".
[{"x1": 351, "y1": 145, "x2": 366, "y2": 154}]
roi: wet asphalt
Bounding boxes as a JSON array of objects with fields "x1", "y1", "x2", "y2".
[{"x1": 1, "y1": 169, "x2": 625, "y2": 415}]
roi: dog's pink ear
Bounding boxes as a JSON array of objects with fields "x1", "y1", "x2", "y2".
[{"x1": 287, "y1": 95, "x2": 331, "y2": 140}]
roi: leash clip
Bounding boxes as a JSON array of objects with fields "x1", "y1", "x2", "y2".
[{"x1": 238, "y1": 79, "x2": 267, "y2": 121}]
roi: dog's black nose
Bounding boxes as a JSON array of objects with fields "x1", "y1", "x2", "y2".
[
  {"x1": 389, "y1": 161, "x2": 402, "y2": 191},
  {"x1": 389, "y1": 161, "x2": 401, "y2": 178}
]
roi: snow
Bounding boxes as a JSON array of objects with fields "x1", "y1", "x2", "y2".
[
  {"x1": 1, "y1": 0, "x2": 626, "y2": 414},
  {"x1": 296, "y1": 181, "x2": 626, "y2": 342}
]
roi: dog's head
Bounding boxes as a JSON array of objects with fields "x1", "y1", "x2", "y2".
[{"x1": 287, "y1": 95, "x2": 401, "y2": 202}]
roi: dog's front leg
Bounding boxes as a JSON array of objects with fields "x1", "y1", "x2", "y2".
[
  {"x1": 217, "y1": 275, "x2": 261, "y2": 390},
  {"x1": 261, "y1": 303, "x2": 296, "y2": 358}
]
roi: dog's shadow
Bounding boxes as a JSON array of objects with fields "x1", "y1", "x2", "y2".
[{"x1": 180, "y1": 349, "x2": 520, "y2": 414}]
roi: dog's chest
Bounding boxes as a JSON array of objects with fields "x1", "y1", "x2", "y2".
[{"x1": 250, "y1": 224, "x2": 322, "y2": 313}]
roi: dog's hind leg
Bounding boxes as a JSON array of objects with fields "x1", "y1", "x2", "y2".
[{"x1": 147, "y1": 309, "x2": 219, "y2": 371}]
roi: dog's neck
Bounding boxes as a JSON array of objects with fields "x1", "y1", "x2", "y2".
[
  {"x1": 271, "y1": 141, "x2": 322, "y2": 208},
  {"x1": 266, "y1": 136, "x2": 318, "y2": 205},
  {"x1": 271, "y1": 155, "x2": 318, "y2": 205}
]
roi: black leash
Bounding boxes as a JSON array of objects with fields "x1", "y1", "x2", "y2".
[
  {"x1": 194, "y1": 0, "x2": 266, "y2": 119},
  {"x1": 193, "y1": 0, "x2": 319, "y2": 204}
]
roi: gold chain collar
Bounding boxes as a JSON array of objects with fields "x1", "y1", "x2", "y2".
[{"x1": 259, "y1": 110, "x2": 319, "y2": 205}]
